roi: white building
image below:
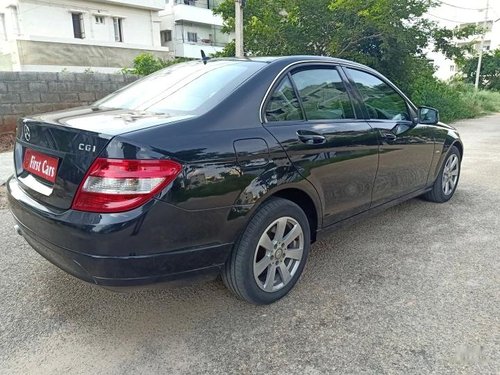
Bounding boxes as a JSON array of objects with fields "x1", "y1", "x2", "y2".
[
  {"x1": 425, "y1": 0, "x2": 500, "y2": 81},
  {"x1": 159, "y1": 0, "x2": 231, "y2": 59},
  {"x1": 0, "y1": 0, "x2": 170, "y2": 72}
]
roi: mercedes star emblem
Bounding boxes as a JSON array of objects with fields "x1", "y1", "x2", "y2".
[{"x1": 24, "y1": 124, "x2": 31, "y2": 142}]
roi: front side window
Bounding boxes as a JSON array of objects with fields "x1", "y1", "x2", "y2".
[
  {"x1": 96, "y1": 60, "x2": 266, "y2": 115},
  {"x1": 346, "y1": 68, "x2": 410, "y2": 121},
  {"x1": 291, "y1": 68, "x2": 355, "y2": 120},
  {"x1": 265, "y1": 76, "x2": 303, "y2": 122}
]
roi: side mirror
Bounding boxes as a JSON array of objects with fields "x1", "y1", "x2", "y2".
[{"x1": 418, "y1": 106, "x2": 439, "y2": 125}]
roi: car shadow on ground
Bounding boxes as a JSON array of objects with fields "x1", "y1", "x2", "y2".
[
  {"x1": 7, "y1": 187, "x2": 491, "y2": 374},
  {"x1": 33, "y1": 195, "x2": 440, "y2": 324}
]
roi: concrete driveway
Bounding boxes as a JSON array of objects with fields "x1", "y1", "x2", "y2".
[{"x1": 0, "y1": 114, "x2": 498, "y2": 374}]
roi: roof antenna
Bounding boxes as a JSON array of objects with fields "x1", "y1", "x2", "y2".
[{"x1": 200, "y1": 50, "x2": 210, "y2": 65}]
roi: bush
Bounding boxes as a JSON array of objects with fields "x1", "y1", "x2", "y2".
[
  {"x1": 460, "y1": 89, "x2": 500, "y2": 113},
  {"x1": 123, "y1": 53, "x2": 191, "y2": 76},
  {"x1": 409, "y1": 77, "x2": 500, "y2": 123},
  {"x1": 129, "y1": 53, "x2": 166, "y2": 76}
]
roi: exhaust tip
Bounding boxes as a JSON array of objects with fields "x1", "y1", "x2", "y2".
[{"x1": 14, "y1": 224, "x2": 22, "y2": 236}]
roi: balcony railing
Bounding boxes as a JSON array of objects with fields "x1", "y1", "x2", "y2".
[
  {"x1": 172, "y1": 2, "x2": 224, "y2": 26},
  {"x1": 186, "y1": 39, "x2": 226, "y2": 47},
  {"x1": 103, "y1": 0, "x2": 165, "y2": 11},
  {"x1": 175, "y1": 0, "x2": 222, "y2": 10}
]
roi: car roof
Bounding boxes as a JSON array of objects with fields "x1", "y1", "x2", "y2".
[{"x1": 213, "y1": 55, "x2": 371, "y2": 70}]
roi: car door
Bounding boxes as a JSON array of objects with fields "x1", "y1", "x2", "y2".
[
  {"x1": 343, "y1": 67, "x2": 435, "y2": 206},
  {"x1": 263, "y1": 64, "x2": 379, "y2": 226}
]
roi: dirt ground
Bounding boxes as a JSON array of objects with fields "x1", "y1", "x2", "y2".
[
  {"x1": 0, "y1": 133, "x2": 15, "y2": 153},
  {"x1": 0, "y1": 185, "x2": 8, "y2": 210}
]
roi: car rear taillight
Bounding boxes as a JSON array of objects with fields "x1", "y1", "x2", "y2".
[{"x1": 72, "y1": 158, "x2": 182, "y2": 213}]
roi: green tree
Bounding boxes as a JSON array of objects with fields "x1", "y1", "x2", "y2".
[
  {"x1": 459, "y1": 49, "x2": 500, "y2": 91},
  {"x1": 213, "y1": 0, "x2": 474, "y2": 91}
]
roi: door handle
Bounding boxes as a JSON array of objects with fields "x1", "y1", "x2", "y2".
[
  {"x1": 380, "y1": 131, "x2": 397, "y2": 142},
  {"x1": 296, "y1": 130, "x2": 326, "y2": 145}
]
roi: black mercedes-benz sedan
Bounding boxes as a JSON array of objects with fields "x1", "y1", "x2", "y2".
[{"x1": 7, "y1": 56, "x2": 463, "y2": 304}]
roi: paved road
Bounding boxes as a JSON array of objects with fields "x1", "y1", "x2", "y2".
[{"x1": 1, "y1": 115, "x2": 499, "y2": 374}]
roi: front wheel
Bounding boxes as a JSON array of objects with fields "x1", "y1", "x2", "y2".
[
  {"x1": 424, "y1": 145, "x2": 461, "y2": 203},
  {"x1": 222, "y1": 197, "x2": 310, "y2": 304}
]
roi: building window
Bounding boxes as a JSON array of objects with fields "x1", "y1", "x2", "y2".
[
  {"x1": 187, "y1": 31, "x2": 197, "y2": 43},
  {"x1": 72, "y1": 13, "x2": 85, "y2": 39},
  {"x1": 95, "y1": 15, "x2": 105, "y2": 24},
  {"x1": 160, "y1": 30, "x2": 172, "y2": 46},
  {"x1": 450, "y1": 65, "x2": 455, "y2": 72},
  {"x1": 10, "y1": 6, "x2": 19, "y2": 35},
  {"x1": 113, "y1": 17, "x2": 123, "y2": 42},
  {"x1": 460, "y1": 20, "x2": 494, "y2": 34},
  {"x1": 0, "y1": 14, "x2": 6, "y2": 41},
  {"x1": 475, "y1": 41, "x2": 491, "y2": 52}
]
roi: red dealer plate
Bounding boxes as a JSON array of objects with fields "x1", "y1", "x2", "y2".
[{"x1": 23, "y1": 149, "x2": 59, "y2": 184}]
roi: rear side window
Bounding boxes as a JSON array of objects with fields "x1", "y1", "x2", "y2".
[
  {"x1": 291, "y1": 68, "x2": 355, "y2": 120},
  {"x1": 346, "y1": 68, "x2": 411, "y2": 121},
  {"x1": 265, "y1": 76, "x2": 303, "y2": 122}
]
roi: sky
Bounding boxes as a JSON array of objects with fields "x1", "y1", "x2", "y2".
[{"x1": 426, "y1": 0, "x2": 500, "y2": 29}]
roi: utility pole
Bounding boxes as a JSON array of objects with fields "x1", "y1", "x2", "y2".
[
  {"x1": 235, "y1": 0, "x2": 244, "y2": 57},
  {"x1": 475, "y1": 0, "x2": 489, "y2": 91}
]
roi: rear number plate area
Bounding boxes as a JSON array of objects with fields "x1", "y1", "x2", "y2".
[{"x1": 22, "y1": 149, "x2": 59, "y2": 184}]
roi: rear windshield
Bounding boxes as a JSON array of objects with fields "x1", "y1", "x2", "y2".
[{"x1": 95, "y1": 60, "x2": 266, "y2": 115}]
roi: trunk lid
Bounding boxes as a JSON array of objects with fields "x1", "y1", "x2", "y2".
[{"x1": 14, "y1": 107, "x2": 193, "y2": 210}]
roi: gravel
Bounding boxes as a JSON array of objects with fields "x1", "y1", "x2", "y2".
[{"x1": 0, "y1": 114, "x2": 499, "y2": 374}]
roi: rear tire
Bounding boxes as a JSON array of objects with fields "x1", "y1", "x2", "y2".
[
  {"x1": 222, "y1": 197, "x2": 310, "y2": 305},
  {"x1": 424, "y1": 145, "x2": 461, "y2": 203}
]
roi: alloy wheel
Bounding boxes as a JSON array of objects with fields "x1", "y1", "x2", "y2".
[
  {"x1": 253, "y1": 216, "x2": 304, "y2": 292},
  {"x1": 442, "y1": 153, "x2": 459, "y2": 196}
]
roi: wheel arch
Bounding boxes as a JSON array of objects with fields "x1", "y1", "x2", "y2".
[
  {"x1": 230, "y1": 183, "x2": 322, "y2": 245},
  {"x1": 438, "y1": 138, "x2": 464, "y2": 173},
  {"x1": 430, "y1": 131, "x2": 463, "y2": 183},
  {"x1": 452, "y1": 140, "x2": 464, "y2": 159},
  {"x1": 271, "y1": 187, "x2": 320, "y2": 243}
]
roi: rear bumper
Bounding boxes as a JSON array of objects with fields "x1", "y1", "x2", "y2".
[
  {"x1": 18, "y1": 221, "x2": 229, "y2": 287},
  {"x1": 7, "y1": 177, "x2": 234, "y2": 287}
]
